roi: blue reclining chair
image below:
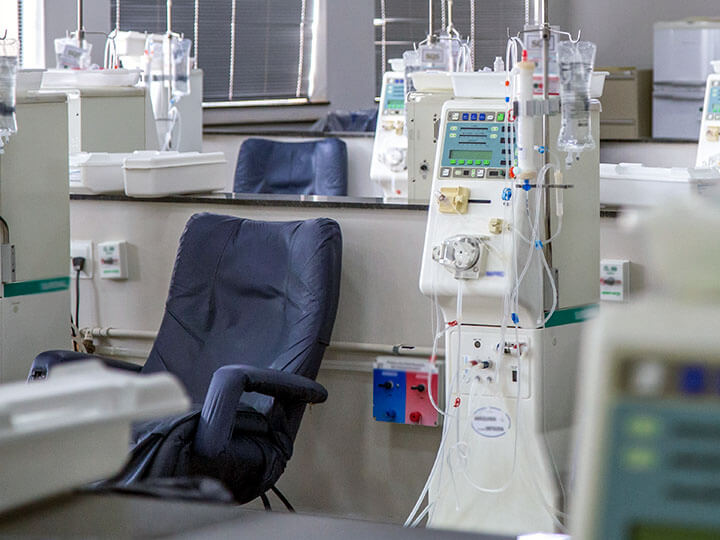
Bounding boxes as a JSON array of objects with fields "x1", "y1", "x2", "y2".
[
  {"x1": 234, "y1": 138, "x2": 348, "y2": 196},
  {"x1": 29, "y1": 212, "x2": 343, "y2": 508}
]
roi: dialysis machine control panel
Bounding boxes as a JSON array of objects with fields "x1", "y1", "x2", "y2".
[
  {"x1": 696, "y1": 74, "x2": 720, "y2": 167},
  {"x1": 371, "y1": 72, "x2": 409, "y2": 200},
  {"x1": 583, "y1": 353, "x2": 720, "y2": 539},
  {"x1": 438, "y1": 109, "x2": 511, "y2": 181},
  {"x1": 382, "y1": 77, "x2": 406, "y2": 117}
]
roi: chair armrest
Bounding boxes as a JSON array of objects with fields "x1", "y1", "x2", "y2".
[
  {"x1": 29, "y1": 350, "x2": 143, "y2": 381},
  {"x1": 195, "y1": 364, "x2": 327, "y2": 457}
]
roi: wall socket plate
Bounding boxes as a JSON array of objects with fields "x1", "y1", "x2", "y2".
[
  {"x1": 98, "y1": 241, "x2": 128, "y2": 280},
  {"x1": 600, "y1": 259, "x2": 629, "y2": 302},
  {"x1": 70, "y1": 240, "x2": 93, "y2": 279}
]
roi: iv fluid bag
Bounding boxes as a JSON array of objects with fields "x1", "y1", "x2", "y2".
[
  {"x1": 557, "y1": 40, "x2": 596, "y2": 154},
  {"x1": 171, "y1": 38, "x2": 192, "y2": 98},
  {"x1": 0, "y1": 55, "x2": 18, "y2": 142},
  {"x1": 437, "y1": 32, "x2": 471, "y2": 72},
  {"x1": 403, "y1": 49, "x2": 421, "y2": 93},
  {"x1": 55, "y1": 37, "x2": 93, "y2": 70}
]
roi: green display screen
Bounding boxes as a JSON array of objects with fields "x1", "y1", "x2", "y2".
[
  {"x1": 449, "y1": 150, "x2": 493, "y2": 161},
  {"x1": 632, "y1": 524, "x2": 720, "y2": 540},
  {"x1": 386, "y1": 99, "x2": 404, "y2": 109}
]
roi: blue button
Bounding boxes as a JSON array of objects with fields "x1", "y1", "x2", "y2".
[
  {"x1": 470, "y1": 113, "x2": 478, "y2": 120},
  {"x1": 502, "y1": 188, "x2": 512, "y2": 201},
  {"x1": 680, "y1": 366, "x2": 706, "y2": 395},
  {"x1": 462, "y1": 113, "x2": 469, "y2": 120},
  {"x1": 479, "y1": 113, "x2": 486, "y2": 121}
]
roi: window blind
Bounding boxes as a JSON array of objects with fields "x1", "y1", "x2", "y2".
[
  {"x1": 111, "y1": 0, "x2": 315, "y2": 103},
  {"x1": 374, "y1": 0, "x2": 524, "y2": 96}
]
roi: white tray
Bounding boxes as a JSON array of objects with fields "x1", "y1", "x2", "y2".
[
  {"x1": 123, "y1": 151, "x2": 227, "y2": 197},
  {"x1": 600, "y1": 162, "x2": 720, "y2": 206},
  {"x1": 410, "y1": 71, "x2": 454, "y2": 92},
  {"x1": 42, "y1": 68, "x2": 141, "y2": 89}
]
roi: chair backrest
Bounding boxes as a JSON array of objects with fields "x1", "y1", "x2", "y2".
[
  {"x1": 233, "y1": 138, "x2": 348, "y2": 196},
  {"x1": 142, "y1": 213, "x2": 343, "y2": 426}
]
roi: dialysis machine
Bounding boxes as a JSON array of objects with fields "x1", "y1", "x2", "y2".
[
  {"x1": 0, "y1": 92, "x2": 71, "y2": 382},
  {"x1": 371, "y1": 70, "x2": 408, "y2": 200},
  {"x1": 571, "y1": 193, "x2": 720, "y2": 539},
  {"x1": 696, "y1": 67, "x2": 720, "y2": 168},
  {"x1": 415, "y1": 34, "x2": 602, "y2": 535},
  {"x1": 406, "y1": 81, "x2": 455, "y2": 202}
]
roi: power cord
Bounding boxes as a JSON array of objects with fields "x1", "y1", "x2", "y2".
[{"x1": 71, "y1": 257, "x2": 86, "y2": 351}]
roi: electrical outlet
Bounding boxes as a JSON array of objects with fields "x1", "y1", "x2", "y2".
[
  {"x1": 98, "y1": 241, "x2": 128, "y2": 280},
  {"x1": 70, "y1": 240, "x2": 92, "y2": 279},
  {"x1": 600, "y1": 259, "x2": 629, "y2": 302}
]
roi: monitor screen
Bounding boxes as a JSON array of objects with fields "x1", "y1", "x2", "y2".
[
  {"x1": 449, "y1": 150, "x2": 493, "y2": 161},
  {"x1": 632, "y1": 524, "x2": 720, "y2": 540}
]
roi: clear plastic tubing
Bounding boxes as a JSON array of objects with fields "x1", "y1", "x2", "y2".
[{"x1": 557, "y1": 40, "x2": 596, "y2": 154}]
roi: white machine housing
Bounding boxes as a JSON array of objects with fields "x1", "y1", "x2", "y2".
[
  {"x1": 406, "y1": 89, "x2": 455, "y2": 202},
  {"x1": 418, "y1": 84, "x2": 601, "y2": 535},
  {"x1": 371, "y1": 71, "x2": 408, "y2": 200},
  {"x1": 697, "y1": 71, "x2": 720, "y2": 167},
  {"x1": 0, "y1": 92, "x2": 71, "y2": 382},
  {"x1": 571, "y1": 300, "x2": 720, "y2": 539},
  {"x1": 41, "y1": 70, "x2": 203, "y2": 156},
  {"x1": 0, "y1": 360, "x2": 189, "y2": 513}
]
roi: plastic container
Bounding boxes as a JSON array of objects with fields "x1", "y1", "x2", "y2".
[
  {"x1": 451, "y1": 72, "x2": 507, "y2": 98},
  {"x1": 599, "y1": 162, "x2": 720, "y2": 206},
  {"x1": 0, "y1": 360, "x2": 189, "y2": 514},
  {"x1": 41, "y1": 68, "x2": 141, "y2": 89},
  {"x1": 70, "y1": 152, "x2": 133, "y2": 193},
  {"x1": 449, "y1": 71, "x2": 607, "y2": 99},
  {"x1": 123, "y1": 151, "x2": 227, "y2": 197},
  {"x1": 70, "y1": 151, "x2": 196, "y2": 193},
  {"x1": 17, "y1": 69, "x2": 44, "y2": 92},
  {"x1": 410, "y1": 71, "x2": 454, "y2": 93}
]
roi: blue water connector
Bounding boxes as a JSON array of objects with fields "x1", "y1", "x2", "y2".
[
  {"x1": 522, "y1": 179, "x2": 532, "y2": 192},
  {"x1": 505, "y1": 96, "x2": 510, "y2": 103},
  {"x1": 511, "y1": 313, "x2": 520, "y2": 325},
  {"x1": 535, "y1": 240, "x2": 544, "y2": 249},
  {"x1": 537, "y1": 146, "x2": 545, "y2": 154},
  {"x1": 501, "y1": 187, "x2": 512, "y2": 201}
]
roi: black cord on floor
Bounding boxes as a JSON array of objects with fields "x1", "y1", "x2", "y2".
[
  {"x1": 71, "y1": 257, "x2": 86, "y2": 352},
  {"x1": 75, "y1": 267, "x2": 81, "y2": 330}
]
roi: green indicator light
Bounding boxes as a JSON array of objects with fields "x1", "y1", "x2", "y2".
[
  {"x1": 449, "y1": 159, "x2": 457, "y2": 165},
  {"x1": 475, "y1": 160, "x2": 483, "y2": 165},
  {"x1": 491, "y1": 126, "x2": 499, "y2": 132},
  {"x1": 483, "y1": 160, "x2": 491, "y2": 165},
  {"x1": 623, "y1": 447, "x2": 658, "y2": 471},
  {"x1": 490, "y1": 134, "x2": 498, "y2": 139},
  {"x1": 626, "y1": 415, "x2": 660, "y2": 438},
  {"x1": 449, "y1": 133, "x2": 458, "y2": 138},
  {"x1": 497, "y1": 113, "x2": 505, "y2": 122},
  {"x1": 458, "y1": 160, "x2": 465, "y2": 165},
  {"x1": 450, "y1": 126, "x2": 458, "y2": 131}
]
